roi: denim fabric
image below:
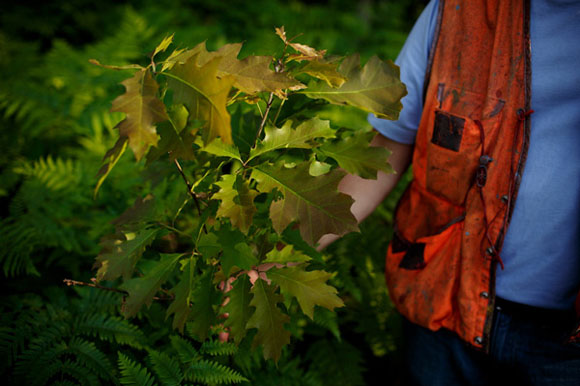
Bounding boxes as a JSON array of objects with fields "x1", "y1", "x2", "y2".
[{"x1": 402, "y1": 304, "x2": 580, "y2": 385}]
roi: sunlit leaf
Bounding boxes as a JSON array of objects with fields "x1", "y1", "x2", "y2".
[
  {"x1": 152, "y1": 34, "x2": 174, "y2": 59},
  {"x1": 303, "y1": 54, "x2": 406, "y2": 120},
  {"x1": 94, "y1": 136, "x2": 128, "y2": 198},
  {"x1": 264, "y1": 245, "x2": 311, "y2": 264},
  {"x1": 89, "y1": 59, "x2": 144, "y2": 71},
  {"x1": 246, "y1": 279, "x2": 290, "y2": 362},
  {"x1": 316, "y1": 131, "x2": 393, "y2": 179},
  {"x1": 251, "y1": 162, "x2": 358, "y2": 246},
  {"x1": 167, "y1": 53, "x2": 234, "y2": 144},
  {"x1": 268, "y1": 266, "x2": 343, "y2": 319},
  {"x1": 111, "y1": 69, "x2": 169, "y2": 160},
  {"x1": 299, "y1": 60, "x2": 347, "y2": 88},
  {"x1": 197, "y1": 137, "x2": 242, "y2": 161},
  {"x1": 213, "y1": 174, "x2": 258, "y2": 234},
  {"x1": 249, "y1": 117, "x2": 334, "y2": 161}
]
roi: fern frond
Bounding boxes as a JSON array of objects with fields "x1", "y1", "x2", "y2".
[
  {"x1": 58, "y1": 359, "x2": 102, "y2": 386},
  {"x1": 78, "y1": 314, "x2": 145, "y2": 348},
  {"x1": 169, "y1": 335, "x2": 198, "y2": 365},
  {"x1": 118, "y1": 352, "x2": 156, "y2": 386},
  {"x1": 200, "y1": 340, "x2": 238, "y2": 356},
  {"x1": 148, "y1": 350, "x2": 183, "y2": 386},
  {"x1": 186, "y1": 360, "x2": 248, "y2": 385},
  {"x1": 68, "y1": 338, "x2": 115, "y2": 381}
]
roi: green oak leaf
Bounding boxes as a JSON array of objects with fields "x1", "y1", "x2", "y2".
[
  {"x1": 249, "y1": 117, "x2": 334, "y2": 162},
  {"x1": 111, "y1": 69, "x2": 169, "y2": 160},
  {"x1": 268, "y1": 266, "x2": 344, "y2": 319},
  {"x1": 121, "y1": 253, "x2": 183, "y2": 318},
  {"x1": 214, "y1": 174, "x2": 258, "y2": 234},
  {"x1": 152, "y1": 34, "x2": 174, "y2": 59},
  {"x1": 197, "y1": 137, "x2": 242, "y2": 161},
  {"x1": 223, "y1": 275, "x2": 253, "y2": 344},
  {"x1": 316, "y1": 131, "x2": 393, "y2": 179},
  {"x1": 187, "y1": 269, "x2": 221, "y2": 341},
  {"x1": 251, "y1": 162, "x2": 358, "y2": 246},
  {"x1": 264, "y1": 245, "x2": 311, "y2": 264},
  {"x1": 167, "y1": 257, "x2": 197, "y2": 331},
  {"x1": 299, "y1": 60, "x2": 347, "y2": 88},
  {"x1": 95, "y1": 228, "x2": 160, "y2": 282},
  {"x1": 246, "y1": 279, "x2": 290, "y2": 362},
  {"x1": 303, "y1": 54, "x2": 406, "y2": 120},
  {"x1": 216, "y1": 227, "x2": 257, "y2": 276},
  {"x1": 167, "y1": 53, "x2": 234, "y2": 145}
]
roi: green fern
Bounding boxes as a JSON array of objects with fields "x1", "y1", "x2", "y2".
[
  {"x1": 200, "y1": 340, "x2": 238, "y2": 357},
  {"x1": 118, "y1": 352, "x2": 157, "y2": 386},
  {"x1": 148, "y1": 350, "x2": 184, "y2": 386},
  {"x1": 186, "y1": 359, "x2": 248, "y2": 385},
  {"x1": 169, "y1": 335, "x2": 198, "y2": 365},
  {"x1": 77, "y1": 313, "x2": 145, "y2": 348}
]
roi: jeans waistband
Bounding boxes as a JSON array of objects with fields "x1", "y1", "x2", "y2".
[{"x1": 494, "y1": 297, "x2": 576, "y2": 327}]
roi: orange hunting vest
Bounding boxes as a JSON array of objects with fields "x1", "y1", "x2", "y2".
[{"x1": 385, "y1": 0, "x2": 533, "y2": 350}]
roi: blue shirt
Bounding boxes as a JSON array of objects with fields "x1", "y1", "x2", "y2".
[{"x1": 370, "y1": 0, "x2": 580, "y2": 310}]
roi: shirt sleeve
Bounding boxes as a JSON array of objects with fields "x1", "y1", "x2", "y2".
[{"x1": 368, "y1": 0, "x2": 439, "y2": 145}]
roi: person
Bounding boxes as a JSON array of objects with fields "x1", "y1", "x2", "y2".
[{"x1": 319, "y1": 0, "x2": 580, "y2": 384}]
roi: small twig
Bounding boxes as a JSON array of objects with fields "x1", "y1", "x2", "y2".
[
  {"x1": 63, "y1": 278, "x2": 174, "y2": 301},
  {"x1": 173, "y1": 158, "x2": 202, "y2": 216},
  {"x1": 256, "y1": 92, "x2": 274, "y2": 141}
]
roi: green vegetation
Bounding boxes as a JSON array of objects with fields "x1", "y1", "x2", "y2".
[{"x1": 0, "y1": 0, "x2": 423, "y2": 384}]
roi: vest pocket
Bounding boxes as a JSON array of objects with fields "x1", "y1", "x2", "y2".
[{"x1": 425, "y1": 100, "x2": 503, "y2": 206}]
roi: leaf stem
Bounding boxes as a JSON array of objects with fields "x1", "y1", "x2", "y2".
[
  {"x1": 256, "y1": 92, "x2": 274, "y2": 141},
  {"x1": 173, "y1": 158, "x2": 202, "y2": 216}
]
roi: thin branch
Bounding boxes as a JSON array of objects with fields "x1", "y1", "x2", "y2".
[
  {"x1": 256, "y1": 92, "x2": 274, "y2": 141},
  {"x1": 173, "y1": 158, "x2": 202, "y2": 216},
  {"x1": 63, "y1": 278, "x2": 174, "y2": 301}
]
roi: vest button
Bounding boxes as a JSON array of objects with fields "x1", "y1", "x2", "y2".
[
  {"x1": 486, "y1": 247, "x2": 494, "y2": 255},
  {"x1": 501, "y1": 195, "x2": 509, "y2": 203},
  {"x1": 480, "y1": 291, "x2": 489, "y2": 299},
  {"x1": 474, "y1": 336, "x2": 484, "y2": 345}
]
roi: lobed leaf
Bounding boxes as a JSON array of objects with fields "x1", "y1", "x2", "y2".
[
  {"x1": 166, "y1": 53, "x2": 234, "y2": 145},
  {"x1": 251, "y1": 162, "x2": 358, "y2": 246},
  {"x1": 249, "y1": 117, "x2": 334, "y2": 161},
  {"x1": 316, "y1": 131, "x2": 394, "y2": 179},
  {"x1": 94, "y1": 136, "x2": 128, "y2": 198},
  {"x1": 268, "y1": 266, "x2": 344, "y2": 319},
  {"x1": 166, "y1": 257, "x2": 196, "y2": 332},
  {"x1": 223, "y1": 275, "x2": 253, "y2": 344},
  {"x1": 120, "y1": 253, "x2": 183, "y2": 318},
  {"x1": 213, "y1": 174, "x2": 258, "y2": 234},
  {"x1": 303, "y1": 54, "x2": 406, "y2": 120},
  {"x1": 112, "y1": 69, "x2": 169, "y2": 160},
  {"x1": 246, "y1": 279, "x2": 290, "y2": 362},
  {"x1": 95, "y1": 228, "x2": 160, "y2": 282}
]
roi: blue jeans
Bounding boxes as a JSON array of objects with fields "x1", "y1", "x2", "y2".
[{"x1": 403, "y1": 298, "x2": 580, "y2": 385}]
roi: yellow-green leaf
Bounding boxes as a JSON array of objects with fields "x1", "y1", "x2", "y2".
[
  {"x1": 268, "y1": 266, "x2": 343, "y2": 319},
  {"x1": 167, "y1": 53, "x2": 234, "y2": 144},
  {"x1": 246, "y1": 279, "x2": 290, "y2": 362},
  {"x1": 152, "y1": 34, "x2": 174, "y2": 59},
  {"x1": 303, "y1": 54, "x2": 407, "y2": 120},
  {"x1": 251, "y1": 162, "x2": 358, "y2": 246},
  {"x1": 264, "y1": 245, "x2": 311, "y2": 264},
  {"x1": 249, "y1": 117, "x2": 335, "y2": 162},
  {"x1": 94, "y1": 136, "x2": 128, "y2": 198},
  {"x1": 213, "y1": 174, "x2": 258, "y2": 234},
  {"x1": 196, "y1": 137, "x2": 242, "y2": 161},
  {"x1": 299, "y1": 60, "x2": 347, "y2": 88},
  {"x1": 111, "y1": 69, "x2": 169, "y2": 160}
]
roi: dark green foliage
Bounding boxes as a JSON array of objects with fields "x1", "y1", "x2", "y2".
[{"x1": 1, "y1": 0, "x2": 424, "y2": 384}]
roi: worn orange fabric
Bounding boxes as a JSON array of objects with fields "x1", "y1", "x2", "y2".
[{"x1": 385, "y1": 0, "x2": 531, "y2": 350}]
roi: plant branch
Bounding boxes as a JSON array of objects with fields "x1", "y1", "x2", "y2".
[
  {"x1": 64, "y1": 278, "x2": 174, "y2": 301},
  {"x1": 173, "y1": 158, "x2": 202, "y2": 216},
  {"x1": 256, "y1": 92, "x2": 274, "y2": 141}
]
